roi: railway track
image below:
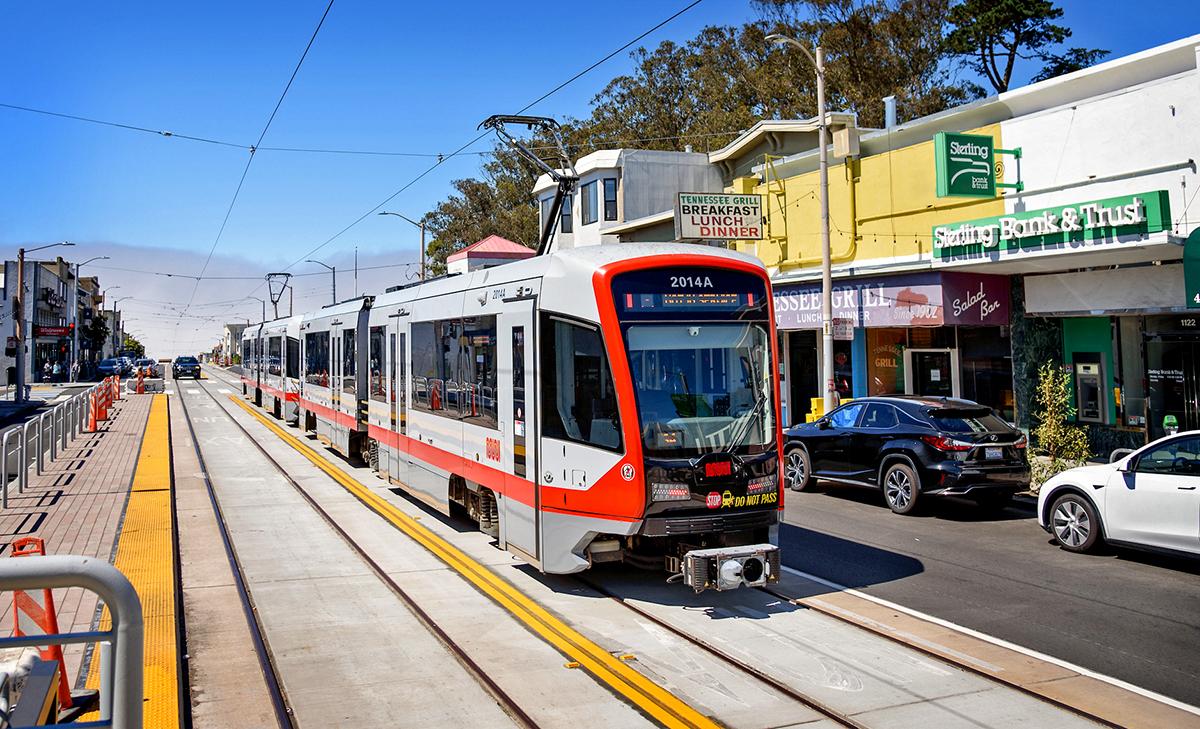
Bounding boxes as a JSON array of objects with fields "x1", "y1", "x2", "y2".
[{"x1": 176, "y1": 373, "x2": 541, "y2": 729}]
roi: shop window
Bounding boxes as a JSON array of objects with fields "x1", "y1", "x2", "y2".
[
  {"x1": 540, "y1": 197, "x2": 553, "y2": 234},
  {"x1": 560, "y1": 195, "x2": 573, "y2": 234},
  {"x1": 959, "y1": 326, "x2": 1013, "y2": 422},
  {"x1": 908, "y1": 326, "x2": 956, "y2": 349},
  {"x1": 833, "y1": 340, "x2": 853, "y2": 401},
  {"x1": 1116, "y1": 317, "x2": 1146, "y2": 429},
  {"x1": 868, "y1": 329, "x2": 906, "y2": 395}
]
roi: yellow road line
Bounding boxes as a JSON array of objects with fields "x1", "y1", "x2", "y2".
[
  {"x1": 227, "y1": 395, "x2": 717, "y2": 729},
  {"x1": 84, "y1": 394, "x2": 179, "y2": 728}
]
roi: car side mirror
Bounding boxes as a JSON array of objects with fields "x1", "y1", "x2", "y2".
[{"x1": 817, "y1": 418, "x2": 831, "y2": 430}]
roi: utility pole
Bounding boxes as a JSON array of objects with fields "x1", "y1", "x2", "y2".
[
  {"x1": 305, "y1": 259, "x2": 336, "y2": 304},
  {"x1": 767, "y1": 35, "x2": 835, "y2": 414}
]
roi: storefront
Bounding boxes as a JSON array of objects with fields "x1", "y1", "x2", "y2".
[{"x1": 774, "y1": 271, "x2": 1012, "y2": 424}]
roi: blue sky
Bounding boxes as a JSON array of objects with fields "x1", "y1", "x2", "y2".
[{"x1": 2, "y1": 1, "x2": 1197, "y2": 353}]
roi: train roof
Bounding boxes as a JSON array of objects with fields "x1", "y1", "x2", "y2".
[
  {"x1": 299, "y1": 295, "x2": 372, "y2": 326},
  {"x1": 370, "y1": 243, "x2": 762, "y2": 310}
]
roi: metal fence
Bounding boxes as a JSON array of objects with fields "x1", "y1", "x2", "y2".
[
  {"x1": 0, "y1": 555, "x2": 144, "y2": 728},
  {"x1": 1, "y1": 378, "x2": 117, "y2": 508}
]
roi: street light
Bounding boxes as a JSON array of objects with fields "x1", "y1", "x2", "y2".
[
  {"x1": 110, "y1": 296, "x2": 132, "y2": 358},
  {"x1": 13, "y1": 241, "x2": 75, "y2": 402},
  {"x1": 766, "y1": 32, "x2": 835, "y2": 414},
  {"x1": 243, "y1": 296, "x2": 266, "y2": 323},
  {"x1": 305, "y1": 259, "x2": 336, "y2": 304},
  {"x1": 378, "y1": 211, "x2": 427, "y2": 281},
  {"x1": 73, "y1": 255, "x2": 109, "y2": 380}
]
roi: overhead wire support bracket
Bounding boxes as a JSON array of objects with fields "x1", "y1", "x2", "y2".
[{"x1": 479, "y1": 115, "x2": 578, "y2": 256}]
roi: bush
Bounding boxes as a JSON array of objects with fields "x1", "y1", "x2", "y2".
[{"x1": 1030, "y1": 362, "x2": 1091, "y2": 491}]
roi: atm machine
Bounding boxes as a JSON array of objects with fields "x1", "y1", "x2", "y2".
[{"x1": 1074, "y1": 358, "x2": 1106, "y2": 423}]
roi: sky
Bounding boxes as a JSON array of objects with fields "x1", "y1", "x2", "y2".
[{"x1": 2, "y1": 0, "x2": 1198, "y2": 356}]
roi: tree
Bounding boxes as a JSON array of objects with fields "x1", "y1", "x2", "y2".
[
  {"x1": 83, "y1": 316, "x2": 109, "y2": 357},
  {"x1": 755, "y1": 0, "x2": 981, "y2": 127},
  {"x1": 122, "y1": 335, "x2": 145, "y2": 358},
  {"x1": 944, "y1": 0, "x2": 1108, "y2": 93},
  {"x1": 1030, "y1": 362, "x2": 1091, "y2": 491}
]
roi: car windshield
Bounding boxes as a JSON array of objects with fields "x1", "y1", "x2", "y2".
[
  {"x1": 176, "y1": 357, "x2": 198, "y2": 364},
  {"x1": 625, "y1": 322, "x2": 774, "y2": 455},
  {"x1": 929, "y1": 408, "x2": 1011, "y2": 433},
  {"x1": 100, "y1": 358, "x2": 117, "y2": 367},
  {"x1": 136, "y1": 359, "x2": 153, "y2": 365}
]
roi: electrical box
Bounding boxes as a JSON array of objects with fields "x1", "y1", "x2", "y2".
[{"x1": 1074, "y1": 361, "x2": 1106, "y2": 423}]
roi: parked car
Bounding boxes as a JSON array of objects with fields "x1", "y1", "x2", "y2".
[
  {"x1": 172, "y1": 356, "x2": 201, "y2": 379},
  {"x1": 784, "y1": 396, "x2": 1029, "y2": 514},
  {"x1": 116, "y1": 357, "x2": 134, "y2": 376},
  {"x1": 1038, "y1": 432, "x2": 1200, "y2": 556},
  {"x1": 96, "y1": 358, "x2": 122, "y2": 378},
  {"x1": 134, "y1": 358, "x2": 158, "y2": 377}
]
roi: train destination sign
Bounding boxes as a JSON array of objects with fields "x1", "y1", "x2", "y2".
[{"x1": 675, "y1": 192, "x2": 764, "y2": 241}]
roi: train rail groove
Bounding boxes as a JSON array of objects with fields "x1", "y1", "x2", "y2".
[
  {"x1": 179, "y1": 376, "x2": 542, "y2": 728},
  {"x1": 575, "y1": 575, "x2": 866, "y2": 729}
]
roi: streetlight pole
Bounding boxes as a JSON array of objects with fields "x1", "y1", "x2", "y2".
[
  {"x1": 73, "y1": 255, "x2": 109, "y2": 381},
  {"x1": 378, "y1": 211, "x2": 426, "y2": 281},
  {"x1": 111, "y1": 296, "x2": 132, "y2": 357},
  {"x1": 767, "y1": 34, "x2": 835, "y2": 414},
  {"x1": 305, "y1": 260, "x2": 336, "y2": 304},
  {"x1": 13, "y1": 241, "x2": 75, "y2": 402}
]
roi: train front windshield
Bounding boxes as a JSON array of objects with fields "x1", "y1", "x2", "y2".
[{"x1": 614, "y1": 267, "x2": 775, "y2": 458}]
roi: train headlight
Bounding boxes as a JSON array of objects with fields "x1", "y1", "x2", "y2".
[{"x1": 651, "y1": 482, "x2": 691, "y2": 502}]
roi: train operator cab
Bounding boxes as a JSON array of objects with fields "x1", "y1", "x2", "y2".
[
  {"x1": 240, "y1": 323, "x2": 263, "y2": 405},
  {"x1": 299, "y1": 298, "x2": 372, "y2": 459},
  {"x1": 259, "y1": 315, "x2": 303, "y2": 425}
]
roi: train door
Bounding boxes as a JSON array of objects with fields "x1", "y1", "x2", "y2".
[
  {"x1": 390, "y1": 329, "x2": 407, "y2": 478},
  {"x1": 502, "y1": 299, "x2": 538, "y2": 562}
]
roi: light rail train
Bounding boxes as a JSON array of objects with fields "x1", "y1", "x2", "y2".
[{"x1": 237, "y1": 243, "x2": 782, "y2": 590}]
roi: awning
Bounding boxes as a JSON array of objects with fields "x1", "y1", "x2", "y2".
[{"x1": 773, "y1": 271, "x2": 1010, "y2": 330}]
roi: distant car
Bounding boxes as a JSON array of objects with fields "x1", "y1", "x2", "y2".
[
  {"x1": 134, "y1": 358, "x2": 158, "y2": 377},
  {"x1": 116, "y1": 357, "x2": 134, "y2": 376},
  {"x1": 784, "y1": 396, "x2": 1029, "y2": 514},
  {"x1": 1038, "y1": 432, "x2": 1200, "y2": 557},
  {"x1": 96, "y1": 358, "x2": 122, "y2": 378},
  {"x1": 172, "y1": 356, "x2": 201, "y2": 379}
]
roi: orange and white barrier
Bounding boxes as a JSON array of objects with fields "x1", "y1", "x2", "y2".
[{"x1": 10, "y1": 537, "x2": 75, "y2": 709}]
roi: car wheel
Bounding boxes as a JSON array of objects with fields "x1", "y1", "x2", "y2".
[
  {"x1": 1050, "y1": 492, "x2": 1102, "y2": 553},
  {"x1": 784, "y1": 444, "x2": 812, "y2": 491},
  {"x1": 974, "y1": 491, "x2": 1013, "y2": 513},
  {"x1": 882, "y1": 462, "x2": 920, "y2": 515}
]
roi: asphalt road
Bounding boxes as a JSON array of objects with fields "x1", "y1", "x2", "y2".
[{"x1": 780, "y1": 482, "x2": 1200, "y2": 707}]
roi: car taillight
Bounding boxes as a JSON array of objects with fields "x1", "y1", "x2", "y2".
[
  {"x1": 1013, "y1": 436, "x2": 1028, "y2": 449},
  {"x1": 921, "y1": 434, "x2": 972, "y2": 452}
]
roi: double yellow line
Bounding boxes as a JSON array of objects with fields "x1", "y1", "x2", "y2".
[{"x1": 227, "y1": 395, "x2": 718, "y2": 729}]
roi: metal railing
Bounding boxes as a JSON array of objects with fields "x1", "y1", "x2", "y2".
[
  {"x1": 0, "y1": 555, "x2": 143, "y2": 728},
  {"x1": 1, "y1": 378, "x2": 118, "y2": 509}
]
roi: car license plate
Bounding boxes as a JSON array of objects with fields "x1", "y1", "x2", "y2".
[{"x1": 985, "y1": 447, "x2": 1003, "y2": 460}]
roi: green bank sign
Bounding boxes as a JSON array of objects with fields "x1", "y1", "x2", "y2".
[
  {"x1": 933, "y1": 190, "x2": 1172, "y2": 263},
  {"x1": 935, "y1": 132, "x2": 995, "y2": 198}
]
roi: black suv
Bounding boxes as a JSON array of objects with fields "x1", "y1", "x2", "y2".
[
  {"x1": 172, "y1": 356, "x2": 201, "y2": 379},
  {"x1": 784, "y1": 396, "x2": 1029, "y2": 514}
]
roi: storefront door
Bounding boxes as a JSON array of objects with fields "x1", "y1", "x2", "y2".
[
  {"x1": 905, "y1": 349, "x2": 959, "y2": 398},
  {"x1": 787, "y1": 330, "x2": 818, "y2": 425},
  {"x1": 1146, "y1": 337, "x2": 1200, "y2": 441}
]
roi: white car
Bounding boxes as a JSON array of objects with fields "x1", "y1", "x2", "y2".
[{"x1": 1038, "y1": 431, "x2": 1200, "y2": 556}]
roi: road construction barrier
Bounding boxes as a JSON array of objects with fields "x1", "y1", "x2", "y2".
[
  {"x1": 0, "y1": 553, "x2": 144, "y2": 728},
  {"x1": 11, "y1": 537, "x2": 76, "y2": 711}
]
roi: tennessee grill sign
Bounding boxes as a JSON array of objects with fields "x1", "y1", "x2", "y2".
[{"x1": 675, "y1": 193, "x2": 763, "y2": 240}]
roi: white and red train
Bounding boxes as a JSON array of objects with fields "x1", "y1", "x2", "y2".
[{"x1": 239, "y1": 243, "x2": 782, "y2": 590}]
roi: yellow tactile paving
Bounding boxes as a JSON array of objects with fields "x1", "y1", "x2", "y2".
[{"x1": 83, "y1": 394, "x2": 179, "y2": 728}]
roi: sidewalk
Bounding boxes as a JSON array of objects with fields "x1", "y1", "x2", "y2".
[{"x1": 0, "y1": 391, "x2": 153, "y2": 683}]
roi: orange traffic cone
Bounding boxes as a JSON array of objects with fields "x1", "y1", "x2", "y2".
[
  {"x1": 86, "y1": 393, "x2": 97, "y2": 432},
  {"x1": 11, "y1": 537, "x2": 75, "y2": 710}
]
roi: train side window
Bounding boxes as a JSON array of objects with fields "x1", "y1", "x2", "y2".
[
  {"x1": 461, "y1": 315, "x2": 498, "y2": 429},
  {"x1": 342, "y1": 329, "x2": 357, "y2": 396},
  {"x1": 410, "y1": 321, "x2": 437, "y2": 411},
  {"x1": 241, "y1": 339, "x2": 251, "y2": 368},
  {"x1": 369, "y1": 326, "x2": 387, "y2": 403},
  {"x1": 286, "y1": 337, "x2": 300, "y2": 380},
  {"x1": 268, "y1": 336, "x2": 282, "y2": 377},
  {"x1": 540, "y1": 314, "x2": 622, "y2": 451},
  {"x1": 304, "y1": 332, "x2": 329, "y2": 387}
]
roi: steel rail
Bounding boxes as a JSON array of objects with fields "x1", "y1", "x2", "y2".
[{"x1": 180, "y1": 373, "x2": 541, "y2": 729}]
